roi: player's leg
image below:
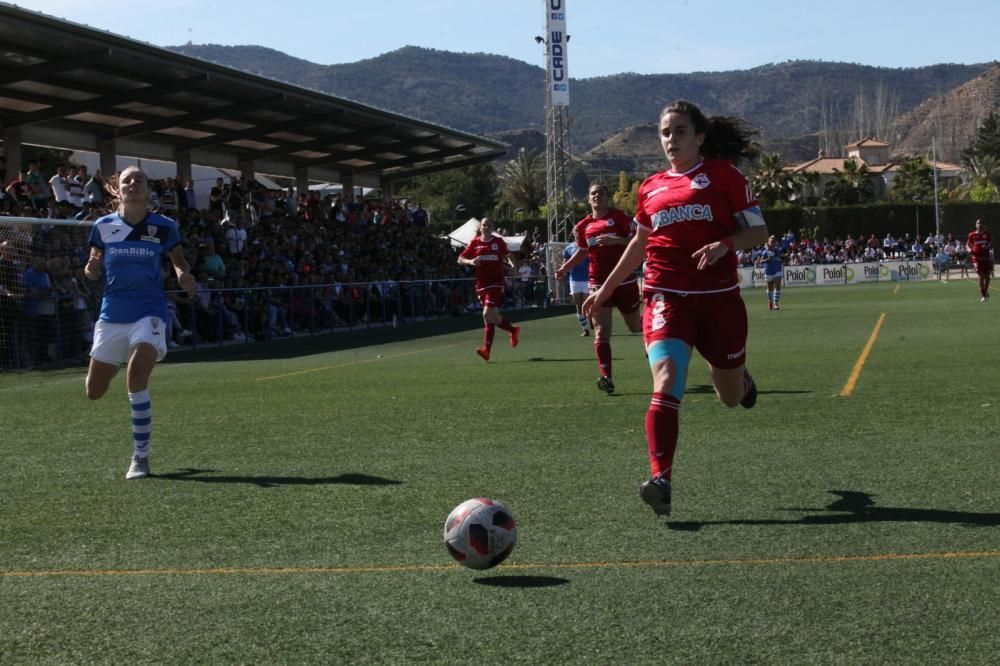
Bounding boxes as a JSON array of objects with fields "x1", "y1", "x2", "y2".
[
  {"x1": 617, "y1": 282, "x2": 643, "y2": 334},
  {"x1": 766, "y1": 277, "x2": 774, "y2": 309},
  {"x1": 85, "y1": 320, "x2": 127, "y2": 400},
  {"x1": 123, "y1": 318, "x2": 167, "y2": 479},
  {"x1": 572, "y1": 291, "x2": 590, "y2": 335},
  {"x1": 699, "y1": 291, "x2": 756, "y2": 409},
  {"x1": 639, "y1": 292, "x2": 694, "y2": 516},
  {"x1": 772, "y1": 277, "x2": 782, "y2": 310},
  {"x1": 85, "y1": 358, "x2": 118, "y2": 400},
  {"x1": 592, "y1": 303, "x2": 615, "y2": 392}
]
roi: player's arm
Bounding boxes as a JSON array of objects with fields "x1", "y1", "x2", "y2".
[
  {"x1": 84, "y1": 247, "x2": 103, "y2": 280},
  {"x1": 457, "y1": 249, "x2": 479, "y2": 267},
  {"x1": 168, "y1": 245, "x2": 197, "y2": 296},
  {"x1": 582, "y1": 226, "x2": 649, "y2": 317},
  {"x1": 693, "y1": 206, "x2": 769, "y2": 270},
  {"x1": 555, "y1": 246, "x2": 589, "y2": 278}
]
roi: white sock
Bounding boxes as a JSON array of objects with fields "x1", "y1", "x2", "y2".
[
  {"x1": 577, "y1": 313, "x2": 589, "y2": 330},
  {"x1": 128, "y1": 390, "x2": 151, "y2": 458}
]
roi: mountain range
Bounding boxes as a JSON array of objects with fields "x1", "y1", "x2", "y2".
[{"x1": 168, "y1": 44, "x2": 999, "y2": 172}]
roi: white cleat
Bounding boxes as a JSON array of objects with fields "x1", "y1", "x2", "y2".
[{"x1": 126, "y1": 455, "x2": 150, "y2": 480}]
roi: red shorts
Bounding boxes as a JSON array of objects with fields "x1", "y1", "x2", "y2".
[
  {"x1": 642, "y1": 288, "x2": 748, "y2": 369},
  {"x1": 973, "y1": 258, "x2": 994, "y2": 277},
  {"x1": 477, "y1": 286, "x2": 504, "y2": 308},
  {"x1": 592, "y1": 280, "x2": 641, "y2": 315}
]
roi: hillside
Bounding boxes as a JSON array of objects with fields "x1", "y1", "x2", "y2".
[
  {"x1": 168, "y1": 44, "x2": 992, "y2": 164},
  {"x1": 891, "y1": 63, "x2": 1000, "y2": 162}
]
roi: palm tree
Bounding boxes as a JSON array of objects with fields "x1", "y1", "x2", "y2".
[
  {"x1": 750, "y1": 153, "x2": 798, "y2": 207},
  {"x1": 499, "y1": 149, "x2": 546, "y2": 214},
  {"x1": 956, "y1": 154, "x2": 1000, "y2": 202},
  {"x1": 822, "y1": 158, "x2": 875, "y2": 206}
]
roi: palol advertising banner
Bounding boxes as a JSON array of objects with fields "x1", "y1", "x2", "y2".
[{"x1": 738, "y1": 261, "x2": 936, "y2": 288}]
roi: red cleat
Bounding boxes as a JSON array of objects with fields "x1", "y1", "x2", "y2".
[
  {"x1": 476, "y1": 346, "x2": 490, "y2": 362},
  {"x1": 509, "y1": 325, "x2": 521, "y2": 348}
]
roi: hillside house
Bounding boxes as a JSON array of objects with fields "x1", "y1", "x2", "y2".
[{"x1": 788, "y1": 138, "x2": 965, "y2": 201}]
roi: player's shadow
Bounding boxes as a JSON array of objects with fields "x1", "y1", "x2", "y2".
[
  {"x1": 521, "y1": 357, "x2": 596, "y2": 363},
  {"x1": 686, "y1": 383, "x2": 812, "y2": 397},
  {"x1": 473, "y1": 575, "x2": 569, "y2": 588},
  {"x1": 667, "y1": 490, "x2": 1000, "y2": 531},
  {"x1": 152, "y1": 468, "x2": 402, "y2": 488}
]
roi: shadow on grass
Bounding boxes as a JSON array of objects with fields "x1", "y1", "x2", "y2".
[
  {"x1": 686, "y1": 383, "x2": 813, "y2": 397},
  {"x1": 473, "y1": 575, "x2": 569, "y2": 588},
  {"x1": 668, "y1": 490, "x2": 1000, "y2": 531},
  {"x1": 152, "y1": 468, "x2": 402, "y2": 488}
]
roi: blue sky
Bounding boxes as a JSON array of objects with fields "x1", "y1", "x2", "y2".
[{"x1": 26, "y1": 0, "x2": 1000, "y2": 78}]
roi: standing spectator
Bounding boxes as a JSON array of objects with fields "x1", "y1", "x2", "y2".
[
  {"x1": 457, "y1": 218, "x2": 521, "y2": 362},
  {"x1": 67, "y1": 165, "x2": 86, "y2": 213},
  {"x1": 225, "y1": 218, "x2": 248, "y2": 257},
  {"x1": 25, "y1": 160, "x2": 50, "y2": 211},
  {"x1": 583, "y1": 100, "x2": 766, "y2": 517},
  {"x1": 84, "y1": 169, "x2": 105, "y2": 207},
  {"x1": 83, "y1": 165, "x2": 197, "y2": 479},
  {"x1": 49, "y1": 164, "x2": 71, "y2": 206},
  {"x1": 966, "y1": 219, "x2": 993, "y2": 302},
  {"x1": 555, "y1": 180, "x2": 642, "y2": 394}
]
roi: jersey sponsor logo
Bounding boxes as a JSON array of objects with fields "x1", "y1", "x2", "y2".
[
  {"x1": 491, "y1": 243, "x2": 498, "y2": 251},
  {"x1": 644, "y1": 185, "x2": 669, "y2": 199},
  {"x1": 586, "y1": 233, "x2": 617, "y2": 247},
  {"x1": 141, "y1": 225, "x2": 162, "y2": 244},
  {"x1": 108, "y1": 246, "x2": 156, "y2": 258},
  {"x1": 479, "y1": 254, "x2": 499, "y2": 261},
  {"x1": 605, "y1": 218, "x2": 615, "y2": 227},
  {"x1": 651, "y1": 204, "x2": 714, "y2": 228},
  {"x1": 690, "y1": 173, "x2": 711, "y2": 190},
  {"x1": 727, "y1": 346, "x2": 746, "y2": 360},
  {"x1": 651, "y1": 314, "x2": 666, "y2": 331}
]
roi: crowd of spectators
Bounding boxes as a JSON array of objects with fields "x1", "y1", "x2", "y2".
[
  {"x1": 1, "y1": 164, "x2": 549, "y2": 367},
  {"x1": 736, "y1": 230, "x2": 973, "y2": 272}
]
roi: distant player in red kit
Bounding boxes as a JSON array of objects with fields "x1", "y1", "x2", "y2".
[
  {"x1": 966, "y1": 218, "x2": 993, "y2": 302},
  {"x1": 555, "y1": 181, "x2": 642, "y2": 394},
  {"x1": 458, "y1": 218, "x2": 521, "y2": 361},
  {"x1": 583, "y1": 100, "x2": 768, "y2": 517}
]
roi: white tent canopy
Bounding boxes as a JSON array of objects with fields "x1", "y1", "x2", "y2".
[{"x1": 446, "y1": 217, "x2": 525, "y2": 252}]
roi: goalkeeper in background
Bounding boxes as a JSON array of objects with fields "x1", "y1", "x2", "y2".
[{"x1": 83, "y1": 165, "x2": 196, "y2": 479}]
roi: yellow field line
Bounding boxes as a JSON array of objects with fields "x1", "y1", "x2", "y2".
[
  {"x1": 839, "y1": 312, "x2": 886, "y2": 397},
  {"x1": 3, "y1": 549, "x2": 998, "y2": 579},
  {"x1": 892, "y1": 283, "x2": 900, "y2": 294},
  {"x1": 256, "y1": 341, "x2": 469, "y2": 381}
]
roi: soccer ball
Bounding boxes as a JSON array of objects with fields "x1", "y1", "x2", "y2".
[{"x1": 443, "y1": 497, "x2": 517, "y2": 570}]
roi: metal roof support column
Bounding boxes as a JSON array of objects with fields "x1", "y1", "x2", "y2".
[
  {"x1": 341, "y1": 172, "x2": 355, "y2": 203},
  {"x1": 2, "y1": 124, "x2": 23, "y2": 175},
  {"x1": 239, "y1": 160, "x2": 255, "y2": 182},
  {"x1": 98, "y1": 138, "x2": 117, "y2": 179},
  {"x1": 175, "y1": 149, "x2": 192, "y2": 184},
  {"x1": 294, "y1": 166, "x2": 309, "y2": 198},
  {"x1": 381, "y1": 178, "x2": 394, "y2": 204}
]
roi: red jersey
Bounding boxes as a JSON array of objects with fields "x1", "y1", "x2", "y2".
[
  {"x1": 635, "y1": 158, "x2": 759, "y2": 293},
  {"x1": 966, "y1": 230, "x2": 993, "y2": 260},
  {"x1": 460, "y1": 234, "x2": 510, "y2": 290},
  {"x1": 574, "y1": 208, "x2": 634, "y2": 286}
]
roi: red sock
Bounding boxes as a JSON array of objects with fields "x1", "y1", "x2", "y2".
[
  {"x1": 645, "y1": 392, "x2": 680, "y2": 479},
  {"x1": 484, "y1": 323, "x2": 496, "y2": 350},
  {"x1": 595, "y1": 338, "x2": 612, "y2": 377},
  {"x1": 497, "y1": 316, "x2": 515, "y2": 333}
]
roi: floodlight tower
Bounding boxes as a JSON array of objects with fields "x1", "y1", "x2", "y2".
[{"x1": 537, "y1": 1, "x2": 574, "y2": 243}]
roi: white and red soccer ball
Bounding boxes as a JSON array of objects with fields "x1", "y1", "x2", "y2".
[{"x1": 443, "y1": 497, "x2": 517, "y2": 570}]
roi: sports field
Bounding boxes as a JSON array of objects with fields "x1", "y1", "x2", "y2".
[{"x1": 2, "y1": 280, "x2": 999, "y2": 664}]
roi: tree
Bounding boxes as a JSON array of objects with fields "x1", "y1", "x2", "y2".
[
  {"x1": 955, "y1": 154, "x2": 1000, "y2": 202},
  {"x1": 821, "y1": 158, "x2": 875, "y2": 206},
  {"x1": 399, "y1": 163, "x2": 499, "y2": 226},
  {"x1": 611, "y1": 171, "x2": 638, "y2": 213},
  {"x1": 888, "y1": 157, "x2": 934, "y2": 202},
  {"x1": 749, "y1": 153, "x2": 798, "y2": 208},
  {"x1": 962, "y1": 111, "x2": 1000, "y2": 166},
  {"x1": 498, "y1": 149, "x2": 545, "y2": 214}
]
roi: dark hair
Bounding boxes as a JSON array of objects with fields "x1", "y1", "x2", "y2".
[
  {"x1": 661, "y1": 100, "x2": 759, "y2": 163},
  {"x1": 588, "y1": 180, "x2": 609, "y2": 194}
]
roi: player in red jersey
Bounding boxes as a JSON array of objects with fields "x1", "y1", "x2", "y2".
[
  {"x1": 965, "y1": 219, "x2": 993, "y2": 302},
  {"x1": 555, "y1": 181, "x2": 642, "y2": 393},
  {"x1": 583, "y1": 100, "x2": 768, "y2": 517},
  {"x1": 457, "y1": 218, "x2": 521, "y2": 361}
]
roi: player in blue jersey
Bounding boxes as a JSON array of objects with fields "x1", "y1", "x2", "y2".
[
  {"x1": 83, "y1": 166, "x2": 196, "y2": 479},
  {"x1": 757, "y1": 235, "x2": 784, "y2": 310},
  {"x1": 563, "y1": 243, "x2": 593, "y2": 335}
]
